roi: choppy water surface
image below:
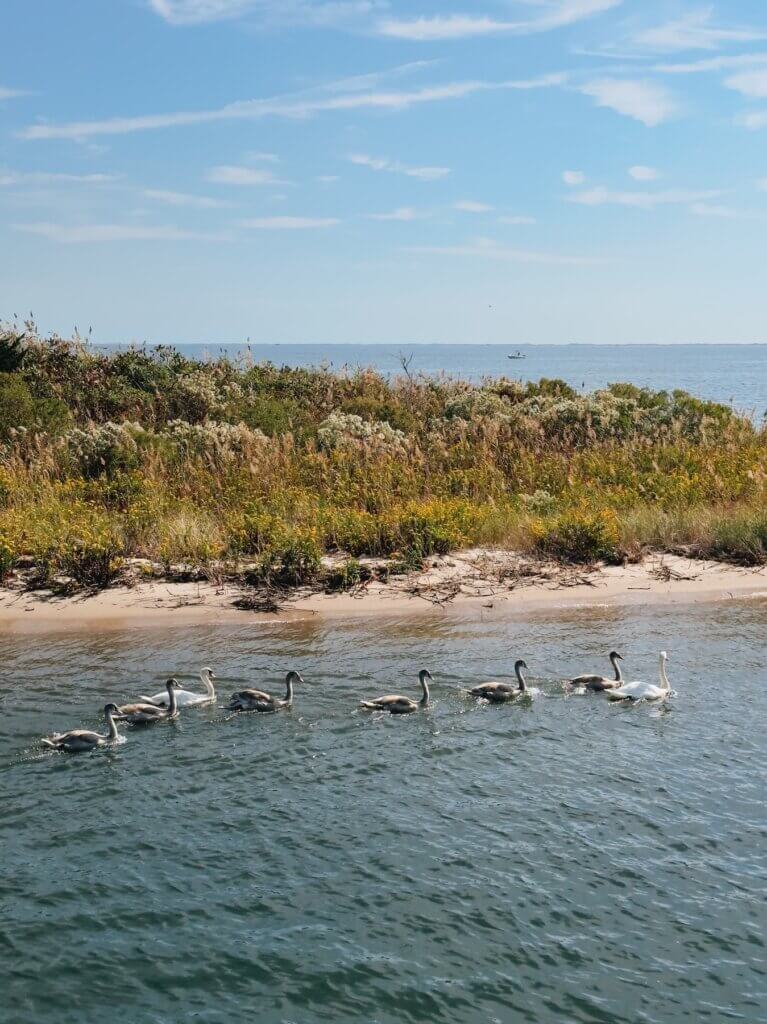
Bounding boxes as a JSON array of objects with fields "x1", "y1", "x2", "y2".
[{"x1": 2, "y1": 603, "x2": 766, "y2": 1024}]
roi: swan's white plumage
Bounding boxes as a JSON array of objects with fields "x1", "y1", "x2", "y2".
[
  {"x1": 606, "y1": 652, "x2": 672, "y2": 702},
  {"x1": 140, "y1": 668, "x2": 216, "y2": 708}
]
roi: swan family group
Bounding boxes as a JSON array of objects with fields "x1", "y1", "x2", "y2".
[{"x1": 39, "y1": 650, "x2": 674, "y2": 753}]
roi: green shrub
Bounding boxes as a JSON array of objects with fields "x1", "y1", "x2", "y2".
[
  {"x1": 60, "y1": 541, "x2": 124, "y2": 589},
  {"x1": 0, "y1": 373, "x2": 70, "y2": 440},
  {"x1": 533, "y1": 509, "x2": 620, "y2": 564}
]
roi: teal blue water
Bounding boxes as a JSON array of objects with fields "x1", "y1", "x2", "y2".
[{"x1": 2, "y1": 602, "x2": 766, "y2": 1023}]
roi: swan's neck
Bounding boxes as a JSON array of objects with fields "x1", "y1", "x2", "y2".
[
  {"x1": 659, "y1": 659, "x2": 670, "y2": 691},
  {"x1": 419, "y1": 675, "x2": 430, "y2": 706},
  {"x1": 611, "y1": 654, "x2": 622, "y2": 682},
  {"x1": 284, "y1": 676, "x2": 294, "y2": 703},
  {"x1": 201, "y1": 671, "x2": 215, "y2": 697},
  {"x1": 515, "y1": 665, "x2": 527, "y2": 693},
  {"x1": 167, "y1": 686, "x2": 178, "y2": 717},
  {"x1": 105, "y1": 710, "x2": 120, "y2": 741}
]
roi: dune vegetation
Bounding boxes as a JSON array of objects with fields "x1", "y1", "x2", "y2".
[{"x1": 0, "y1": 321, "x2": 766, "y2": 593}]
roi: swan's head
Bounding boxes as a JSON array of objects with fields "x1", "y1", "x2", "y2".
[
  {"x1": 609, "y1": 651, "x2": 623, "y2": 661},
  {"x1": 660, "y1": 651, "x2": 668, "y2": 662},
  {"x1": 419, "y1": 669, "x2": 433, "y2": 683},
  {"x1": 515, "y1": 660, "x2": 528, "y2": 672},
  {"x1": 287, "y1": 670, "x2": 304, "y2": 685},
  {"x1": 165, "y1": 677, "x2": 180, "y2": 690},
  {"x1": 104, "y1": 702, "x2": 120, "y2": 716},
  {"x1": 202, "y1": 667, "x2": 216, "y2": 680}
]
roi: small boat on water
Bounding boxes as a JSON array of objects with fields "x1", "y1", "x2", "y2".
[{"x1": 508, "y1": 351, "x2": 526, "y2": 360}]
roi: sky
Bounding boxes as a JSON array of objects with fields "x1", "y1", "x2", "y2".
[{"x1": 2, "y1": 0, "x2": 767, "y2": 345}]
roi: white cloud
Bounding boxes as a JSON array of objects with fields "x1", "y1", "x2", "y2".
[
  {"x1": 629, "y1": 165, "x2": 659, "y2": 181},
  {"x1": 569, "y1": 186, "x2": 722, "y2": 209},
  {"x1": 0, "y1": 170, "x2": 116, "y2": 186},
  {"x1": 689, "y1": 202, "x2": 742, "y2": 219},
  {"x1": 317, "y1": 174, "x2": 339, "y2": 183},
  {"x1": 633, "y1": 9, "x2": 766, "y2": 52},
  {"x1": 20, "y1": 73, "x2": 566, "y2": 141},
  {"x1": 499, "y1": 214, "x2": 536, "y2": 225},
  {"x1": 454, "y1": 199, "x2": 493, "y2": 213},
  {"x1": 143, "y1": 188, "x2": 231, "y2": 208},
  {"x1": 580, "y1": 79, "x2": 680, "y2": 126},
  {"x1": 15, "y1": 222, "x2": 227, "y2": 243},
  {"x1": 239, "y1": 216, "x2": 339, "y2": 229},
  {"x1": 725, "y1": 69, "x2": 767, "y2": 99},
  {"x1": 205, "y1": 164, "x2": 286, "y2": 185},
  {"x1": 758, "y1": 178, "x2": 767, "y2": 191},
  {"x1": 0, "y1": 87, "x2": 30, "y2": 101},
  {"x1": 736, "y1": 110, "x2": 767, "y2": 130},
  {"x1": 378, "y1": 0, "x2": 621, "y2": 41},
  {"x1": 654, "y1": 53, "x2": 767, "y2": 74},
  {"x1": 367, "y1": 207, "x2": 420, "y2": 221},
  {"x1": 562, "y1": 170, "x2": 585, "y2": 186},
  {"x1": 348, "y1": 153, "x2": 450, "y2": 180},
  {"x1": 148, "y1": 0, "x2": 379, "y2": 28},
  {"x1": 408, "y1": 236, "x2": 597, "y2": 266}
]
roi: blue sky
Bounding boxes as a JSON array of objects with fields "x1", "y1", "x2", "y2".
[{"x1": 2, "y1": 0, "x2": 767, "y2": 344}]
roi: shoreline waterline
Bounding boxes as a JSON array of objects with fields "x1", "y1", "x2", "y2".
[{"x1": 1, "y1": 552, "x2": 765, "y2": 634}]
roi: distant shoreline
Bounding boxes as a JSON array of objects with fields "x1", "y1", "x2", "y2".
[{"x1": 1, "y1": 552, "x2": 765, "y2": 634}]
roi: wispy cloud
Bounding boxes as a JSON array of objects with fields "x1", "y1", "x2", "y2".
[
  {"x1": 654, "y1": 52, "x2": 767, "y2": 74},
  {"x1": 580, "y1": 79, "x2": 680, "y2": 126},
  {"x1": 15, "y1": 222, "x2": 227, "y2": 243},
  {"x1": 408, "y1": 236, "x2": 597, "y2": 266},
  {"x1": 367, "y1": 207, "x2": 421, "y2": 221},
  {"x1": 499, "y1": 214, "x2": 536, "y2": 225},
  {"x1": 378, "y1": 0, "x2": 621, "y2": 41},
  {"x1": 689, "y1": 202, "x2": 748, "y2": 219},
  {"x1": 454, "y1": 199, "x2": 493, "y2": 213},
  {"x1": 239, "y1": 215, "x2": 339, "y2": 229},
  {"x1": 562, "y1": 170, "x2": 585, "y2": 186},
  {"x1": 632, "y1": 9, "x2": 766, "y2": 53},
  {"x1": 0, "y1": 87, "x2": 30, "y2": 101},
  {"x1": 569, "y1": 186, "x2": 722, "y2": 209},
  {"x1": 736, "y1": 110, "x2": 767, "y2": 130},
  {"x1": 148, "y1": 0, "x2": 380, "y2": 28},
  {"x1": 724, "y1": 69, "x2": 767, "y2": 99},
  {"x1": 348, "y1": 153, "x2": 450, "y2": 180},
  {"x1": 206, "y1": 164, "x2": 287, "y2": 185},
  {"x1": 629, "y1": 165, "x2": 659, "y2": 181},
  {"x1": 0, "y1": 170, "x2": 116, "y2": 186},
  {"x1": 20, "y1": 72, "x2": 566, "y2": 141},
  {"x1": 143, "y1": 188, "x2": 231, "y2": 208}
]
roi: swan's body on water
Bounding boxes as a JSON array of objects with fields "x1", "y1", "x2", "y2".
[
  {"x1": 607, "y1": 652, "x2": 672, "y2": 702},
  {"x1": 226, "y1": 671, "x2": 302, "y2": 712},
  {"x1": 41, "y1": 703, "x2": 123, "y2": 753},
  {"x1": 139, "y1": 668, "x2": 216, "y2": 708},
  {"x1": 360, "y1": 669, "x2": 432, "y2": 714},
  {"x1": 571, "y1": 651, "x2": 623, "y2": 691},
  {"x1": 115, "y1": 679, "x2": 180, "y2": 723},
  {"x1": 470, "y1": 660, "x2": 529, "y2": 703}
]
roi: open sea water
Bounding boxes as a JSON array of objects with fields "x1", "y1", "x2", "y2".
[{"x1": 2, "y1": 602, "x2": 766, "y2": 1024}]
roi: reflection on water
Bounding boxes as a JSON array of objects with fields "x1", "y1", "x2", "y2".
[{"x1": 2, "y1": 602, "x2": 766, "y2": 1024}]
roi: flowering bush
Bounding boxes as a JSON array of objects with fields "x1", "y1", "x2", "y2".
[
  {"x1": 66, "y1": 421, "x2": 145, "y2": 477},
  {"x1": 317, "y1": 412, "x2": 407, "y2": 453}
]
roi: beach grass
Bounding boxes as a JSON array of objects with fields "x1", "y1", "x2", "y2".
[{"x1": 1, "y1": 322, "x2": 766, "y2": 591}]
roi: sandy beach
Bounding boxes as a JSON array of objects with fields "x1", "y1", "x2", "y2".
[{"x1": 1, "y1": 551, "x2": 765, "y2": 633}]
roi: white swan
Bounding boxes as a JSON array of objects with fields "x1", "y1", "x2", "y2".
[
  {"x1": 571, "y1": 651, "x2": 624, "y2": 691},
  {"x1": 470, "y1": 660, "x2": 529, "y2": 703},
  {"x1": 606, "y1": 652, "x2": 672, "y2": 702},
  {"x1": 139, "y1": 668, "x2": 216, "y2": 708},
  {"x1": 226, "y1": 671, "x2": 303, "y2": 713},
  {"x1": 41, "y1": 703, "x2": 123, "y2": 753},
  {"x1": 115, "y1": 678, "x2": 181, "y2": 723},
  {"x1": 360, "y1": 669, "x2": 432, "y2": 715}
]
